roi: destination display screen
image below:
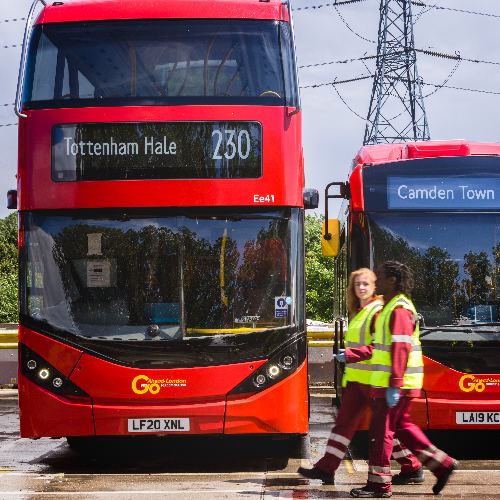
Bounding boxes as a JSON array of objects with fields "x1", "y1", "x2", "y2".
[
  {"x1": 51, "y1": 121, "x2": 262, "y2": 181},
  {"x1": 388, "y1": 177, "x2": 500, "y2": 209},
  {"x1": 362, "y1": 156, "x2": 500, "y2": 211}
]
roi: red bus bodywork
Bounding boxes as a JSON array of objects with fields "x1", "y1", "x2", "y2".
[
  {"x1": 16, "y1": 0, "x2": 309, "y2": 438},
  {"x1": 335, "y1": 140, "x2": 500, "y2": 430}
]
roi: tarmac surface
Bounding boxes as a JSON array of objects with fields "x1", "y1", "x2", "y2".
[{"x1": 1, "y1": 388, "x2": 500, "y2": 499}]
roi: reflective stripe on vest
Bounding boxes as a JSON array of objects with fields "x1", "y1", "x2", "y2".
[
  {"x1": 342, "y1": 299, "x2": 383, "y2": 387},
  {"x1": 370, "y1": 294, "x2": 424, "y2": 390}
]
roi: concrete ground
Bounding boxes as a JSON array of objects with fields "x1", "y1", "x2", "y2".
[{"x1": 1, "y1": 388, "x2": 500, "y2": 499}]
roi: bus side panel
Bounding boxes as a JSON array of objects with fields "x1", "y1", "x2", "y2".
[
  {"x1": 224, "y1": 359, "x2": 308, "y2": 434},
  {"x1": 19, "y1": 327, "x2": 83, "y2": 377},
  {"x1": 19, "y1": 374, "x2": 94, "y2": 438},
  {"x1": 282, "y1": 110, "x2": 303, "y2": 208},
  {"x1": 423, "y1": 356, "x2": 500, "y2": 429},
  {"x1": 349, "y1": 165, "x2": 364, "y2": 212}
]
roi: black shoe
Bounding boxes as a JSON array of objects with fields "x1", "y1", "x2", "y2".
[
  {"x1": 392, "y1": 466, "x2": 425, "y2": 485},
  {"x1": 297, "y1": 466, "x2": 335, "y2": 484},
  {"x1": 432, "y1": 461, "x2": 458, "y2": 495},
  {"x1": 350, "y1": 486, "x2": 392, "y2": 498}
]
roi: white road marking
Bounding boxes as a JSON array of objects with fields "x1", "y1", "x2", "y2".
[{"x1": 0, "y1": 491, "x2": 265, "y2": 496}]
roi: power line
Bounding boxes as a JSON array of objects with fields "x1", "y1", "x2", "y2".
[
  {"x1": 0, "y1": 18, "x2": 26, "y2": 23},
  {"x1": 301, "y1": 75, "x2": 500, "y2": 97},
  {"x1": 410, "y1": 1, "x2": 500, "y2": 19},
  {"x1": 293, "y1": 0, "x2": 367, "y2": 11},
  {"x1": 299, "y1": 54, "x2": 377, "y2": 69},
  {"x1": 333, "y1": 3, "x2": 376, "y2": 43},
  {"x1": 301, "y1": 74, "x2": 373, "y2": 88},
  {"x1": 421, "y1": 58, "x2": 461, "y2": 99},
  {"x1": 293, "y1": 0, "x2": 500, "y2": 19},
  {"x1": 299, "y1": 47, "x2": 500, "y2": 69},
  {"x1": 331, "y1": 84, "x2": 368, "y2": 120},
  {"x1": 0, "y1": 123, "x2": 18, "y2": 127}
]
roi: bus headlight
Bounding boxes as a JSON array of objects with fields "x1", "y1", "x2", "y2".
[
  {"x1": 52, "y1": 378, "x2": 63, "y2": 388},
  {"x1": 281, "y1": 355, "x2": 294, "y2": 368},
  {"x1": 19, "y1": 343, "x2": 89, "y2": 397},
  {"x1": 254, "y1": 374, "x2": 267, "y2": 387},
  {"x1": 228, "y1": 336, "x2": 306, "y2": 396},
  {"x1": 267, "y1": 364, "x2": 281, "y2": 379}
]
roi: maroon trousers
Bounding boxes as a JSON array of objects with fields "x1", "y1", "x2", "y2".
[
  {"x1": 367, "y1": 396, "x2": 455, "y2": 492},
  {"x1": 315, "y1": 382, "x2": 421, "y2": 476}
]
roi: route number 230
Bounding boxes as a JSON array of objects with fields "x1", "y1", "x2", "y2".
[{"x1": 212, "y1": 129, "x2": 251, "y2": 160}]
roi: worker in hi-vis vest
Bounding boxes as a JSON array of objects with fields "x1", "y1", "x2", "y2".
[
  {"x1": 298, "y1": 268, "x2": 423, "y2": 485},
  {"x1": 350, "y1": 261, "x2": 458, "y2": 499}
]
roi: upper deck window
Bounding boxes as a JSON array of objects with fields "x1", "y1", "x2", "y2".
[{"x1": 23, "y1": 20, "x2": 297, "y2": 109}]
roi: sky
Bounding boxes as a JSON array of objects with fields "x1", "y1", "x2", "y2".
[{"x1": 1, "y1": 0, "x2": 500, "y2": 220}]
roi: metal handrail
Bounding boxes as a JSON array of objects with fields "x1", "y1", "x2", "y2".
[{"x1": 15, "y1": 0, "x2": 47, "y2": 119}]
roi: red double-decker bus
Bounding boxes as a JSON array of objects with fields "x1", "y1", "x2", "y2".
[
  {"x1": 324, "y1": 140, "x2": 500, "y2": 430},
  {"x1": 12, "y1": 0, "x2": 316, "y2": 445}
]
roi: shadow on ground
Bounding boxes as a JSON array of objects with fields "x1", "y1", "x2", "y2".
[{"x1": 36, "y1": 434, "x2": 303, "y2": 475}]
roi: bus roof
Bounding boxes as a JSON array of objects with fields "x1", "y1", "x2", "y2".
[
  {"x1": 352, "y1": 140, "x2": 500, "y2": 170},
  {"x1": 36, "y1": 0, "x2": 287, "y2": 24}
]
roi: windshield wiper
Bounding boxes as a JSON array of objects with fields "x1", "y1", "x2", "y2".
[{"x1": 420, "y1": 325, "x2": 500, "y2": 338}]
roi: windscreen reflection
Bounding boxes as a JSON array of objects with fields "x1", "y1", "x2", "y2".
[
  {"x1": 22, "y1": 210, "x2": 299, "y2": 341},
  {"x1": 369, "y1": 213, "x2": 500, "y2": 327}
]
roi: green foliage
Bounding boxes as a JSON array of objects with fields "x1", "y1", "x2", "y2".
[
  {"x1": 305, "y1": 214, "x2": 335, "y2": 322},
  {"x1": 0, "y1": 213, "x2": 18, "y2": 322},
  {"x1": 0, "y1": 270, "x2": 17, "y2": 323},
  {"x1": 0, "y1": 213, "x2": 17, "y2": 274}
]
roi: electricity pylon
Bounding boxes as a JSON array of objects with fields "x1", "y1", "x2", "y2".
[{"x1": 363, "y1": 0, "x2": 430, "y2": 144}]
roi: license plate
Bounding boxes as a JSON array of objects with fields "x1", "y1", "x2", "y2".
[
  {"x1": 456, "y1": 412, "x2": 500, "y2": 424},
  {"x1": 128, "y1": 418, "x2": 190, "y2": 432}
]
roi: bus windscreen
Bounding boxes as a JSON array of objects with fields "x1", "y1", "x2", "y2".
[
  {"x1": 23, "y1": 20, "x2": 298, "y2": 108},
  {"x1": 368, "y1": 212, "x2": 500, "y2": 373},
  {"x1": 20, "y1": 208, "x2": 303, "y2": 367}
]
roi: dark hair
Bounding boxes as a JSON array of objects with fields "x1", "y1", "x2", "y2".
[{"x1": 379, "y1": 261, "x2": 414, "y2": 297}]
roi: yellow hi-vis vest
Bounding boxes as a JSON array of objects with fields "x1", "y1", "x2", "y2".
[
  {"x1": 342, "y1": 299, "x2": 384, "y2": 387},
  {"x1": 370, "y1": 294, "x2": 423, "y2": 390}
]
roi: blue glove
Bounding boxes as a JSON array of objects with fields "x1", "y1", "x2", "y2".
[
  {"x1": 332, "y1": 349, "x2": 346, "y2": 363},
  {"x1": 386, "y1": 387, "x2": 400, "y2": 408}
]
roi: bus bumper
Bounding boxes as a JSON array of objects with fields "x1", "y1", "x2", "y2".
[{"x1": 427, "y1": 397, "x2": 500, "y2": 429}]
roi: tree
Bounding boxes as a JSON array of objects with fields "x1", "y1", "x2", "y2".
[
  {"x1": 304, "y1": 214, "x2": 335, "y2": 322},
  {"x1": 0, "y1": 213, "x2": 18, "y2": 323}
]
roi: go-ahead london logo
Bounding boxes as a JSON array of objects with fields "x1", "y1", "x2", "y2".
[
  {"x1": 132, "y1": 375, "x2": 187, "y2": 395},
  {"x1": 459, "y1": 374, "x2": 500, "y2": 393}
]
